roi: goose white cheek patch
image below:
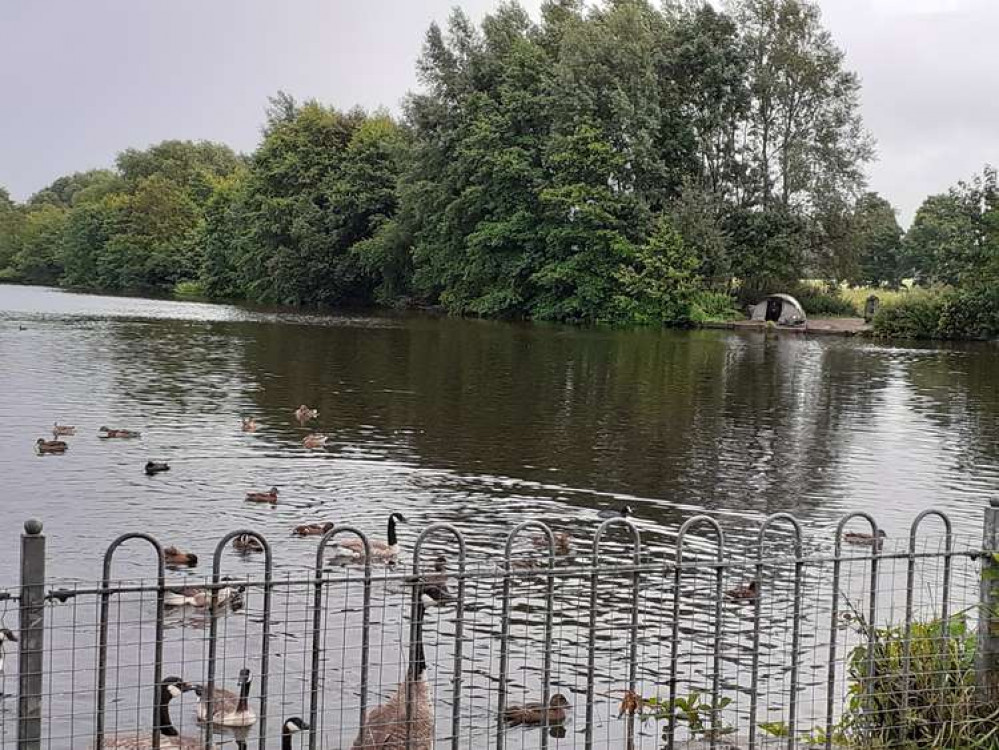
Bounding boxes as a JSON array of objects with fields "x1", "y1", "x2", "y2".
[{"x1": 167, "y1": 684, "x2": 183, "y2": 698}]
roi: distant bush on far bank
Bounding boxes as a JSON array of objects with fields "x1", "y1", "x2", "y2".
[{"x1": 872, "y1": 286, "x2": 999, "y2": 340}]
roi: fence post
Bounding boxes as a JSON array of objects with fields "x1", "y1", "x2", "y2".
[
  {"x1": 979, "y1": 500, "x2": 999, "y2": 701},
  {"x1": 18, "y1": 519, "x2": 46, "y2": 750}
]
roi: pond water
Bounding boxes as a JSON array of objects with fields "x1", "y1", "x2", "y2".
[{"x1": 0, "y1": 284, "x2": 996, "y2": 749}]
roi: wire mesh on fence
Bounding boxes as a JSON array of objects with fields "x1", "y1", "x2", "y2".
[{"x1": 0, "y1": 509, "x2": 994, "y2": 750}]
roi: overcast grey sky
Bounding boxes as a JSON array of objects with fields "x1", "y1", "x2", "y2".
[{"x1": 1, "y1": 0, "x2": 996, "y2": 224}]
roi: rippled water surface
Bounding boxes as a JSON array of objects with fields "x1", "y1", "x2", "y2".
[{"x1": 1, "y1": 284, "x2": 997, "y2": 748}]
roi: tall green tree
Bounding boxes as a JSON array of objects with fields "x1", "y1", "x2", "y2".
[
  {"x1": 852, "y1": 192, "x2": 903, "y2": 288},
  {"x1": 0, "y1": 187, "x2": 23, "y2": 275},
  {"x1": 13, "y1": 205, "x2": 68, "y2": 284}
]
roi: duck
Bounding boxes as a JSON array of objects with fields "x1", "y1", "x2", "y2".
[
  {"x1": 294, "y1": 405, "x2": 318, "y2": 423},
  {"x1": 52, "y1": 423, "x2": 76, "y2": 436},
  {"x1": 279, "y1": 717, "x2": 310, "y2": 750},
  {"x1": 293, "y1": 522, "x2": 335, "y2": 537},
  {"x1": 35, "y1": 438, "x2": 68, "y2": 454},
  {"x1": 503, "y1": 693, "x2": 571, "y2": 726},
  {"x1": 531, "y1": 532, "x2": 571, "y2": 555},
  {"x1": 725, "y1": 580, "x2": 759, "y2": 601},
  {"x1": 351, "y1": 584, "x2": 446, "y2": 749},
  {"x1": 163, "y1": 547, "x2": 198, "y2": 567},
  {"x1": 241, "y1": 417, "x2": 258, "y2": 433},
  {"x1": 245, "y1": 487, "x2": 279, "y2": 504},
  {"x1": 145, "y1": 461, "x2": 170, "y2": 475},
  {"x1": 232, "y1": 534, "x2": 264, "y2": 553},
  {"x1": 843, "y1": 529, "x2": 887, "y2": 547},
  {"x1": 164, "y1": 578, "x2": 243, "y2": 608},
  {"x1": 88, "y1": 676, "x2": 197, "y2": 750},
  {"x1": 597, "y1": 504, "x2": 633, "y2": 520},
  {"x1": 302, "y1": 433, "x2": 328, "y2": 449},
  {"x1": 99, "y1": 426, "x2": 141, "y2": 439},
  {"x1": 332, "y1": 513, "x2": 406, "y2": 562},
  {"x1": 415, "y1": 555, "x2": 454, "y2": 606},
  {"x1": 195, "y1": 668, "x2": 257, "y2": 727},
  {"x1": 0, "y1": 628, "x2": 16, "y2": 675}
]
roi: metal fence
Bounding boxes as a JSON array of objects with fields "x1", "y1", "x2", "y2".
[{"x1": 2, "y1": 504, "x2": 998, "y2": 750}]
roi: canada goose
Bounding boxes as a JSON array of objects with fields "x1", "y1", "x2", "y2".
[
  {"x1": 89, "y1": 676, "x2": 196, "y2": 750},
  {"x1": 195, "y1": 668, "x2": 257, "y2": 727},
  {"x1": 597, "y1": 505, "x2": 633, "y2": 519},
  {"x1": 844, "y1": 529, "x2": 887, "y2": 547},
  {"x1": 245, "y1": 487, "x2": 279, "y2": 503},
  {"x1": 302, "y1": 434, "x2": 328, "y2": 449},
  {"x1": 35, "y1": 438, "x2": 68, "y2": 454},
  {"x1": 241, "y1": 417, "x2": 258, "y2": 432},
  {"x1": 725, "y1": 580, "x2": 758, "y2": 601},
  {"x1": 163, "y1": 547, "x2": 198, "y2": 567},
  {"x1": 294, "y1": 405, "x2": 318, "y2": 423},
  {"x1": 332, "y1": 513, "x2": 406, "y2": 562},
  {"x1": 232, "y1": 534, "x2": 264, "y2": 553},
  {"x1": 531, "y1": 532, "x2": 571, "y2": 555},
  {"x1": 0, "y1": 628, "x2": 17, "y2": 674},
  {"x1": 145, "y1": 461, "x2": 170, "y2": 475},
  {"x1": 99, "y1": 426, "x2": 141, "y2": 439},
  {"x1": 164, "y1": 578, "x2": 243, "y2": 608},
  {"x1": 52, "y1": 423, "x2": 76, "y2": 436},
  {"x1": 503, "y1": 693, "x2": 571, "y2": 726},
  {"x1": 280, "y1": 717, "x2": 310, "y2": 750},
  {"x1": 351, "y1": 584, "x2": 446, "y2": 749},
  {"x1": 293, "y1": 522, "x2": 335, "y2": 537}
]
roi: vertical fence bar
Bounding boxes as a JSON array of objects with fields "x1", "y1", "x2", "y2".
[
  {"x1": 17, "y1": 519, "x2": 45, "y2": 750},
  {"x1": 978, "y1": 499, "x2": 999, "y2": 702}
]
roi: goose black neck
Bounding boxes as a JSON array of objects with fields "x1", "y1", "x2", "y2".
[
  {"x1": 156, "y1": 690, "x2": 179, "y2": 738},
  {"x1": 408, "y1": 602, "x2": 427, "y2": 680},
  {"x1": 388, "y1": 515, "x2": 398, "y2": 547},
  {"x1": 282, "y1": 726, "x2": 293, "y2": 750},
  {"x1": 237, "y1": 677, "x2": 251, "y2": 713}
]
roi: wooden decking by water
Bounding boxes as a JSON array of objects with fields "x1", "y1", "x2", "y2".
[{"x1": 704, "y1": 317, "x2": 870, "y2": 336}]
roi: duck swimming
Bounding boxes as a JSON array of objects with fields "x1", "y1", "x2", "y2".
[
  {"x1": 52, "y1": 423, "x2": 76, "y2": 436},
  {"x1": 843, "y1": 529, "x2": 887, "y2": 547},
  {"x1": 597, "y1": 504, "x2": 633, "y2": 520},
  {"x1": 294, "y1": 405, "x2": 318, "y2": 423},
  {"x1": 503, "y1": 694, "x2": 571, "y2": 726},
  {"x1": 293, "y1": 522, "x2": 335, "y2": 537},
  {"x1": 725, "y1": 580, "x2": 758, "y2": 602},
  {"x1": 35, "y1": 438, "x2": 68, "y2": 454},
  {"x1": 302, "y1": 434, "x2": 328, "y2": 449},
  {"x1": 99, "y1": 426, "x2": 141, "y2": 439},
  {"x1": 164, "y1": 578, "x2": 243, "y2": 608},
  {"x1": 232, "y1": 534, "x2": 264, "y2": 553},
  {"x1": 241, "y1": 417, "x2": 258, "y2": 432},
  {"x1": 245, "y1": 487, "x2": 279, "y2": 503},
  {"x1": 145, "y1": 461, "x2": 170, "y2": 475},
  {"x1": 163, "y1": 547, "x2": 198, "y2": 567}
]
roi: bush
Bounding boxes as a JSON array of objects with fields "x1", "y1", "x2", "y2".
[
  {"x1": 790, "y1": 282, "x2": 859, "y2": 317},
  {"x1": 871, "y1": 288, "x2": 949, "y2": 338},
  {"x1": 872, "y1": 286, "x2": 999, "y2": 339},
  {"x1": 173, "y1": 280, "x2": 206, "y2": 299},
  {"x1": 689, "y1": 290, "x2": 740, "y2": 323}
]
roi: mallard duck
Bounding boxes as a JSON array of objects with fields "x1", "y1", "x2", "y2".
[
  {"x1": 302, "y1": 433, "x2": 328, "y2": 449},
  {"x1": 241, "y1": 417, "x2": 258, "y2": 432},
  {"x1": 98, "y1": 426, "x2": 141, "y2": 439},
  {"x1": 843, "y1": 529, "x2": 887, "y2": 547},
  {"x1": 52, "y1": 423, "x2": 76, "y2": 436},
  {"x1": 163, "y1": 547, "x2": 198, "y2": 567},
  {"x1": 331, "y1": 513, "x2": 406, "y2": 562},
  {"x1": 279, "y1": 718, "x2": 310, "y2": 750},
  {"x1": 35, "y1": 438, "x2": 68, "y2": 454},
  {"x1": 245, "y1": 487, "x2": 279, "y2": 503},
  {"x1": 164, "y1": 579, "x2": 243, "y2": 608},
  {"x1": 294, "y1": 405, "x2": 318, "y2": 423},
  {"x1": 0, "y1": 628, "x2": 17, "y2": 674},
  {"x1": 293, "y1": 522, "x2": 335, "y2": 537},
  {"x1": 88, "y1": 677, "x2": 197, "y2": 750},
  {"x1": 232, "y1": 534, "x2": 264, "y2": 553},
  {"x1": 145, "y1": 461, "x2": 170, "y2": 475},
  {"x1": 531, "y1": 532, "x2": 571, "y2": 555},
  {"x1": 725, "y1": 580, "x2": 758, "y2": 601},
  {"x1": 195, "y1": 668, "x2": 257, "y2": 727},
  {"x1": 503, "y1": 694, "x2": 571, "y2": 726},
  {"x1": 597, "y1": 504, "x2": 633, "y2": 519}
]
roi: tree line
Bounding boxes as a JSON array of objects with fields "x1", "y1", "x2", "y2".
[{"x1": 0, "y1": 0, "x2": 993, "y2": 333}]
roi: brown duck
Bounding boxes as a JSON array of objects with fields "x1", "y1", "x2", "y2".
[
  {"x1": 725, "y1": 580, "x2": 758, "y2": 602},
  {"x1": 245, "y1": 487, "x2": 279, "y2": 503},
  {"x1": 36, "y1": 438, "x2": 68, "y2": 454},
  {"x1": 293, "y1": 522, "x2": 335, "y2": 537},
  {"x1": 163, "y1": 546, "x2": 198, "y2": 567},
  {"x1": 503, "y1": 694, "x2": 571, "y2": 726}
]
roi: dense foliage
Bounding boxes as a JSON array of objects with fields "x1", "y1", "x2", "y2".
[{"x1": 5, "y1": 0, "x2": 987, "y2": 337}]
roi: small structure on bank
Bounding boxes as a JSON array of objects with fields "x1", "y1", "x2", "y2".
[
  {"x1": 864, "y1": 294, "x2": 880, "y2": 323},
  {"x1": 749, "y1": 293, "x2": 807, "y2": 327}
]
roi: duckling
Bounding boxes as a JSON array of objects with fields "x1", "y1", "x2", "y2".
[
  {"x1": 52, "y1": 423, "x2": 76, "y2": 436},
  {"x1": 195, "y1": 668, "x2": 257, "y2": 727},
  {"x1": 293, "y1": 522, "x2": 335, "y2": 537},
  {"x1": 843, "y1": 529, "x2": 887, "y2": 547},
  {"x1": 145, "y1": 461, "x2": 170, "y2": 475},
  {"x1": 232, "y1": 534, "x2": 264, "y2": 553},
  {"x1": 302, "y1": 433, "x2": 328, "y2": 449},
  {"x1": 98, "y1": 426, "x2": 141, "y2": 439},
  {"x1": 163, "y1": 546, "x2": 198, "y2": 567},
  {"x1": 164, "y1": 578, "x2": 243, "y2": 608},
  {"x1": 531, "y1": 532, "x2": 571, "y2": 555},
  {"x1": 503, "y1": 693, "x2": 571, "y2": 726},
  {"x1": 725, "y1": 580, "x2": 759, "y2": 602},
  {"x1": 597, "y1": 504, "x2": 633, "y2": 520},
  {"x1": 331, "y1": 513, "x2": 406, "y2": 563},
  {"x1": 294, "y1": 405, "x2": 318, "y2": 423},
  {"x1": 245, "y1": 487, "x2": 279, "y2": 504},
  {"x1": 35, "y1": 438, "x2": 68, "y2": 454},
  {"x1": 241, "y1": 417, "x2": 258, "y2": 433}
]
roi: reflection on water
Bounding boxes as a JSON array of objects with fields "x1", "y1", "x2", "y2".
[{"x1": 1, "y1": 284, "x2": 997, "y2": 749}]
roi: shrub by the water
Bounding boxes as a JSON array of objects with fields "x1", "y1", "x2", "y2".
[
  {"x1": 173, "y1": 280, "x2": 206, "y2": 299},
  {"x1": 689, "y1": 290, "x2": 741, "y2": 323},
  {"x1": 872, "y1": 287, "x2": 999, "y2": 339}
]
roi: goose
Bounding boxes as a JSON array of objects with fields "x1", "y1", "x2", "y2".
[
  {"x1": 35, "y1": 438, "x2": 68, "y2": 454},
  {"x1": 351, "y1": 584, "x2": 446, "y2": 749},
  {"x1": 245, "y1": 487, "x2": 279, "y2": 503},
  {"x1": 163, "y1": 547, "x2": 198, "y2": 567},
  {"x1": 293, "y1": 522, "x2": 335, "y2": 537},
  {"x1": 843, "y1": 529, "x2": 887, "y2": 547},
  {"x1": 332, "y1": 513, "x2": 406, "y2": 562},
  {"x1": 241, "y1": 417, "x2": 258, "y2": 433},
  {"x1": 294, "y1": 405, "x2": 318, "y2": 423},
  {"x1": 89, "y1": 676, "x2": 196, "y2": 750},
  {"x1": 280, "y1": 717, "x2": 310, "y2": 750},
  {"x1": 531, "y1": 532, "x2": 571, "y2": 555},
  {"x1": 0, "y1": 628, "x2": 16, "y2": 675},
  {"x1": 503, "y1": 693, "x2": 571, "y2": 726},
  {"x1": 164, "y1": 578, "x2": 243, "y2": 608},
  {"x1": 99, "y1": 426, "x2": 141, "y2": 439},
  {"x1": 725, "y1": 580, "x2": 758, "y2": 602},
  {"x1": 302, "y1": 434, "x2": 328, "y2": 449},
  {"x1": 232, "y1": 534, "x2": 264, "y2": 553},
  {"x1": 195, "y1": 668, "x2": 257, "y2": 727},
  {"x1": 597, "y1": 504, "x2": 633, "y2": 520},
  {"x1": 145, "y1": 461, "x2": 170, "y2": 475},
  {"x1": 52, "y1": 423, "x2": 76, "y2": 436}
]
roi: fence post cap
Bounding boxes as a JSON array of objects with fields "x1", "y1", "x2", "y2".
[{"x1": 23, "y1": 518, "x2": 43, "y2": 535}]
